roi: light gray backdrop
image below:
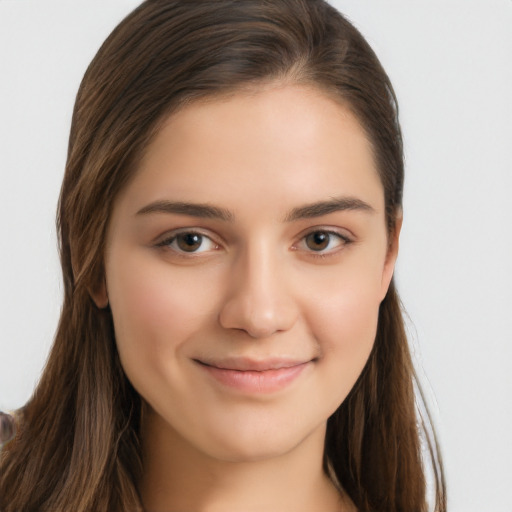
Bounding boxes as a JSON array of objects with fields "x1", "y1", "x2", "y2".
[{"x1": 1, "y1": 1, "x2": 511, "y2": 511}]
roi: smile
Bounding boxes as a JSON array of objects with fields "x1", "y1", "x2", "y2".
[{"x1": 194, "y1": 358, "x2": 313, "y2": 394}]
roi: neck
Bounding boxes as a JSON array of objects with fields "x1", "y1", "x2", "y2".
[{"x1": 139, "y1": 408, "x2": 349, "y2": 512}]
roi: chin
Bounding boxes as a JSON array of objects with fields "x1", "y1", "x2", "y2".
[
  {"x1": 194, "y1": 416, "x2": 327, "y2": 464},
  {"x1": 206, "y1": 438, "x2": 301, "y2": 464}
]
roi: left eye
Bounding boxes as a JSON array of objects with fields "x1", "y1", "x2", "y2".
[
  {"x1": 160, "y1": 232, "x2": 218, "y2": 253},
  {"x1": 299, "y1": 230, "x2": 349, "y2": 253}
]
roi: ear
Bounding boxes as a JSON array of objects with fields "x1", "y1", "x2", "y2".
[
  {"x1": 70, "y1": 246, "x2": 109, "y2": 309},
  {"x1": 89, "y1": 277, "x2": 109, "y2": 309},
  {"x1": 380, "y1": 213, "x2": 403, "y2": 300}
]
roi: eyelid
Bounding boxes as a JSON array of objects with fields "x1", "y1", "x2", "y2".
[
  {"x1": 153, "y1": 225, "x2": 353, "y2": 257},
  {"x1": 155, "y1": 228, "x2": 222, "y2": 254},
  {"x1": 292, "y1": 227, "x2": 353, "y2": 255}
]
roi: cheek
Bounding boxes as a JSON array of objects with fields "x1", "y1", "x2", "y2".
[
  {"x1": 311, "y1": 283, "x2": 380, "y2": 361},
  {"x1": 300, "y1": 257, "x2": 384, "y2": 400},
  {"x1": 311, "y1": 298, "x2": 378, "y2": 414},
  {"x1": 105, "y1": 252, "x2": 218, "y2": 381}
]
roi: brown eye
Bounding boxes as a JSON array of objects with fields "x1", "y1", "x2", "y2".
[
  {"x1": 300, "y1": 230, "x2": 349, "y2": 254},
  {"x1": 158, "y1": 231, "x2": 218, "y2": 255},
  {"x1": 304, "y1": 231, "x2": 331, "y2": 251},
  {"x1": 176, "y1": 233, "x2": 203, "y2": 252}
]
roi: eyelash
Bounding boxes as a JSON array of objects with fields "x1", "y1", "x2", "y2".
[
  {"x1": 155, "y1": 228, "x2": 353, "y2": 258},
  {"x1": 293, "y1": 229, "x2": 353, "y2": 259},
  {"x1": 156, "y1": 230, "x2": 220, "y2": 256}
]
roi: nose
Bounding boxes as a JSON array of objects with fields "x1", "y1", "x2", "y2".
[{"x1": 218, "y1": 243, "x2": 298, "y2": 339}]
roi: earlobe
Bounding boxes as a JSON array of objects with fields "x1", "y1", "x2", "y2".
[
  {"x1": 89, "y1": 278, "x2": 109, "y2": 309},
  {"x1": 380, "y1": 213, "x2": 403, "y2": 300},
  {"x1": 71, "y1": 249, "x2": 109, "y2": 308}
]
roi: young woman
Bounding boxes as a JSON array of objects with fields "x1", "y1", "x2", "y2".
[{"x1": 0, "y1": 1, "x2": 446, "y2": 511}]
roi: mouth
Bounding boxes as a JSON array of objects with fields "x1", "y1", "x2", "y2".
[{"x1": 193, "y1": 357, "x2": 314, "y2": 394}]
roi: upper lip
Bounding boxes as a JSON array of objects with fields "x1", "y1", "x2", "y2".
[{"x1": 195, "y1": 357, "x2": 312, "y2": 372}]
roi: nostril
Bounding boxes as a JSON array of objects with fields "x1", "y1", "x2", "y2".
[{"x1": 218, "y1": 261, "x2": 298, "y2": 337}]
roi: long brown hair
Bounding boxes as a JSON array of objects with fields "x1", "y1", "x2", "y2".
[{"x1": 0, "y1": 1, "x2": 446, "y2": 510}]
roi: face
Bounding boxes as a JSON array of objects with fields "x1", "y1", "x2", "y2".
[{"x1": 100, "y1": 84, "x2": 399, "y2": 462}]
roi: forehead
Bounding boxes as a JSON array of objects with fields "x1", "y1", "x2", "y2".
[{"x1": 115, "y1": 84, "x2": 384, "y2": 219}]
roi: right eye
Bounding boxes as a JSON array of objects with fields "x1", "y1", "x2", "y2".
[{"x1": 158, "y1": 231, "x2": 219, "y2": 254}]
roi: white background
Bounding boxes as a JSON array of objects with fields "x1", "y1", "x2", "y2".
[{"x1": 0, "y1": 1, "x2": 511, "y2": 511}]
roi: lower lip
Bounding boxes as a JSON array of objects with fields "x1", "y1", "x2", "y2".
[{"x1": 198, "y1": 362, "x2": 310, "y2": 394}]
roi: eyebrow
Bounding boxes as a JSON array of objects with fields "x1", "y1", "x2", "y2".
[
  {"x1": 284, "y1": 196, "x2": 375, "y2": 221},
  {"x1": 136, "y1": 196, "x2": 374, "y2": 222},
  {"x1": 136, "y1": 200, "x2": 234, "y2": 221}
]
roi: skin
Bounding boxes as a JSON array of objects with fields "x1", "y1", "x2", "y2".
[{"x1": 96, "y1": 83, "x2": 400, "y2": 512}]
